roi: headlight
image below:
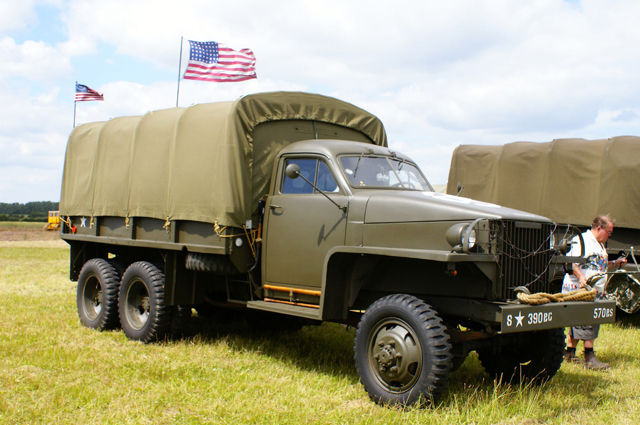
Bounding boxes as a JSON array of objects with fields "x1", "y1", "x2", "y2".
[
  {"x1": 445, "y1": 222, "x2": 479, "y2": 252},
  {"x1": 445, "y1": 223, "x2": 467, "y2": 249},
  {"x1": 465, "y1": 228, "x2": 477, "y2": 250}
]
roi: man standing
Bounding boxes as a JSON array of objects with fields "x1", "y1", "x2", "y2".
[{"x1": 562, "y1": 215, "x2": 627, "y2": 370}]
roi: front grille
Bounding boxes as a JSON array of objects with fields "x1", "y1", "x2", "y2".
[{"x1": 493, "y1": 220, "x2": 556, "y2": 300}]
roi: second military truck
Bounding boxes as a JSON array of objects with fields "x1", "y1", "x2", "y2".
[
  {"x1": 60, "y1": 91, "x2": 615, "y2": 406},
  {"x1": 448, "y1": 137, "x2": 640, "y2": 315}
]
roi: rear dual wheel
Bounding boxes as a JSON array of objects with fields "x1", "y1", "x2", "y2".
[
  {"x1": 119, "y1": 261, "x2": 191, "y2": 343},
  {"x1": 77, "y1": 259, "x2": 121, "y2": 330},
  {"x1": 119, "y1": 262, "x2": 171, "y2": 343}
]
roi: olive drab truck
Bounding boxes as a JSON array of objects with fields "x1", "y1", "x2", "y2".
[
  {"x1": 59, "y1": 92, "x2": 616, "y2": 407},
  {"x1": 448, "y1": 137, "x2": 640, "y2": 316}
]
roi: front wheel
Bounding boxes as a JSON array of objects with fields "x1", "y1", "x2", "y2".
[{"x1": 354, "y1": 294, "x2": 452, "y2": 406}]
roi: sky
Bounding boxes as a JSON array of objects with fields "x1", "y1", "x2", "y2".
[{"x1": 1, "y1": 0, "x2": 640, "y2": 203}]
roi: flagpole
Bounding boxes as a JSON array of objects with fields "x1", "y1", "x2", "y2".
[
  {"x1": 73, "y1": 81, "x2": 77, "y2": 128},
  {"x1": 176, "y1": 36, "x2": 184, "y2": 107}
]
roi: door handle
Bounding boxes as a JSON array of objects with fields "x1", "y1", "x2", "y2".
[{"x1": 269, "y1": 205, "x2": 282, "y2": 210}]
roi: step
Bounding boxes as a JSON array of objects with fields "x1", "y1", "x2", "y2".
[{"x1": 247, "y1": 300, "x2": 321, "y2": 320}]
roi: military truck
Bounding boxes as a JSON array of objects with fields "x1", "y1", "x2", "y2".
[
  {"x1": 447, "y1": 136, "x2": 640, "y2": 315},
  {"x1": 60, "y1": 92, "x2": 615, "y2": 406}
]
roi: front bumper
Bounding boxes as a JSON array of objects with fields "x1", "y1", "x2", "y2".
[{"x1": 499, "y1": 299, "x2": 616, "y2": 334}]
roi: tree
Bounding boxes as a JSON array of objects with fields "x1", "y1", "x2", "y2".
[{"x1": 0, "y1": 202, "x2": 59, "y2": 222}]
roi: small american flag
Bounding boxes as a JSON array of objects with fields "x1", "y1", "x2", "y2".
[
  {"x1": 183, "y1": 41, "x2": 257, "y2": 83},
  {"x1": 75, "y1": 83, "x2": 104, "y2": 102}
]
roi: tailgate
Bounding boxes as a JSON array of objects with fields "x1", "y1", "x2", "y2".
[{"x1": 499, "y1": 300, "x2": 616, "y2": 334}]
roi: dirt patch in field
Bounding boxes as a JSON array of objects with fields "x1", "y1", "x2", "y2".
[
  {"x1": 0, "y1": 226, "x2": 62, "y2": 242},
  {"x1": 0, "y1": 225, "x2": 67, "y2": 248},
  {"x1": 0, "y1": 240, "x2": 68, "y2": 248}
]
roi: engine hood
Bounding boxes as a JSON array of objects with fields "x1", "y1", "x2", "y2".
[{"x1": 363, "y1": 191, "x2": 550, "y2": 224}]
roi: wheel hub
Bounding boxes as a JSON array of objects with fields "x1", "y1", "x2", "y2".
[
  {"x1": 369, "y1": 320, "x2": 422, "y2": 391},
  {"x1": 140, "y1": 296, "x2": 150, "y2": 313},
  {"x1": 125, "y1": 279, "x2": 151, "y2": 330},
  {"x1": 374, "y1": 341, "x2": 401, "y2": 371},
  {"x1": 94, "y1": 290, "x2": 103, "y2": 306},
  {"x1": 83, "y1": 276, "x2": 103, "y2": 320}
]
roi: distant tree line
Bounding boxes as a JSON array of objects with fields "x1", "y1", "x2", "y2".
[{"x1": 0, "y1": 201, "x2": 59, "y2": 222}]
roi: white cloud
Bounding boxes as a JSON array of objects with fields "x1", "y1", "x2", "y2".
[
  {"x1": 58, "y1": 34, "x2": 96, "y2": 57},
  {"x1": 612, "y1": 110, "x2": 639, "y2": 123},
  {"x1": 0, "y1": 1, "x2": 37, "y2": 32},
  {"x1": 0, "y1": 125, "x2": 68, "y2": 203},
  {"x1": 0, "y1": 37, "x2": 72, "y2": 81},
  {"x1": 0, "y1": 164, "x2": 63, "y2": 203},
  {"x1": 0, "y1": 83, "x2": 68, "y2": 135}
]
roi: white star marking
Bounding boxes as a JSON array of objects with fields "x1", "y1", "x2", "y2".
[{"x1": 515, "y1": 311, "x2": 524, "y2": 327}]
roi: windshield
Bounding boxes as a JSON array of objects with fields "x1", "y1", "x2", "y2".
[{"x1": 339, "y1": 155, "x2": 432, "y2": 190}]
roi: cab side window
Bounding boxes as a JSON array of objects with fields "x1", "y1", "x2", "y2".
[
  {"x1": 316, "y1": 161, "x2": 338, "y2": 192},
  {"x1": 281, "y1": 158, "x2": 339, "y2": 194},
  {"x1": 282, "y1": 159, "x2": 316, "y2": 194}
]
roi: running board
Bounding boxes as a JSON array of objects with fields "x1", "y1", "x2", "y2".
[{"x1": 247, "y1": 300, "x2": 321, "y2": 320}]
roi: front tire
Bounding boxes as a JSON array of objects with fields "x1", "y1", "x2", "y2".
[
  {"x1": 119, "y1": 262, "x2": 171, "y2": 343},
  {"x1": 477, "y1": 328, "x2": 565, "y2": 384},
  {"x1": 354, "y1": 294, "x2": 452, "y2": 406},
  {"x1": 77, "y1": 258, "x2": 120, "y2": 330}
]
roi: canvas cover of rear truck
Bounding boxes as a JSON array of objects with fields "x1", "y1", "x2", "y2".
[{"x1": 447, "y1": 136, "x2": 640, "y2": 231}]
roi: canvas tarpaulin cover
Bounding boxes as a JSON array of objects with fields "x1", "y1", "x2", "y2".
[
  {"x1": 60, "y1": 91, "x2": 387, "y2": 228},
  {"x1": 447, "y1": 136, "x2": 640, "y2": 229}
]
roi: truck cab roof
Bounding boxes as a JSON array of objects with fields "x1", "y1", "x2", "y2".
[{"x1": 276, "y1": 139, "x2": 412, "y2": 162}]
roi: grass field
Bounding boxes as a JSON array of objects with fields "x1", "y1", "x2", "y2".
[{"x1": 1, "y1": 223, "x2": 639, "y2": 424}]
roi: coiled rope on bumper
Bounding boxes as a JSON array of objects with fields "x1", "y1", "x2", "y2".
[{"x1": 515, "y1": 287, "x2": 597, "y2": 305}]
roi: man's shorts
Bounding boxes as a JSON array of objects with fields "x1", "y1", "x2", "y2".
[{"x1": 569, "y1": 324, "x2": 600, "y2": 340}]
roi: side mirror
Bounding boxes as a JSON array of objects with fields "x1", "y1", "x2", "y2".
[{"x1": 285, "y1": 163, "x2": 301, "y2": 179}]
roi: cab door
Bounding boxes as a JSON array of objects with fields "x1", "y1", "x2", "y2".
[{"x1": 264, "y1": 156, "x2": 347, "y2": 290}]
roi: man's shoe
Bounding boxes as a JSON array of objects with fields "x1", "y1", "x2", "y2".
[
  {"x1": 564, "y1": 350, "x2": 581, "y2": 363},
  {"x1": 584, "y1": 352, "x2": 610, "y2": 370}
]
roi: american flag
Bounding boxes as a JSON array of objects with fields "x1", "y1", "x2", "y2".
[
  {"x1": 75, "y1": 83, "x2": 104, "y2": 102},
  {"x1": 183, "y1": 41, "x2": 257, "y2": 83}
]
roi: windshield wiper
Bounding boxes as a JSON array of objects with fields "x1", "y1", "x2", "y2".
[
  {"x1": 387, "y1": 157, "x2": 404, "y2": 187},
  {"x1": 353, "y1": 153, "x2": 363, "y2": 178}
]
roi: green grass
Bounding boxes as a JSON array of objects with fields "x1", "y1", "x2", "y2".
[{"x1": 1, "y1": 246, "x2": 639, "y2": 424}]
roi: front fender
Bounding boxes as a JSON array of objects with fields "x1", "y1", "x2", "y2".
[{"x1": 317, "y1": 246, "x2": 495, "y2": 322}]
